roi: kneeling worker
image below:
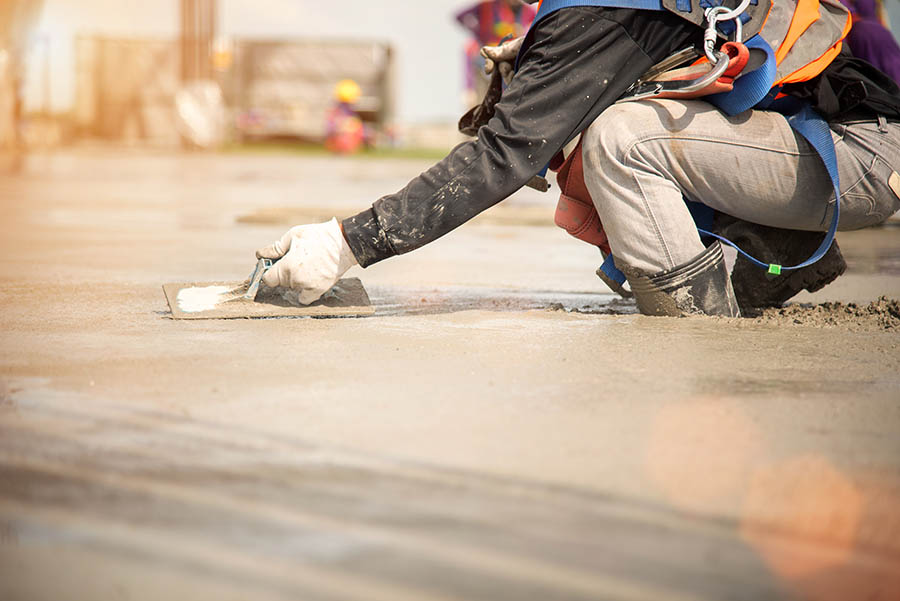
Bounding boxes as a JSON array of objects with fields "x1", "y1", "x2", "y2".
[{"x1": 256, "y1": 0, "x2": 900, "y2": 316}]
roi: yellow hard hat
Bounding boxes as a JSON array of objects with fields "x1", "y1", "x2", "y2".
[{"x1": 335, "y1": 79, "x2": 362, "y2": 104}]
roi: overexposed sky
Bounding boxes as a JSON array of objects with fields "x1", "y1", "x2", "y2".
[{"x1": 25, "y1": 0, "x2": 472, "y2": 124}]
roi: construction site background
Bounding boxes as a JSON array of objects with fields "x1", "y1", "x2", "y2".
[
  {"x1": 2, "y1": 0, "x2": 900, "y2": 163},
  {"x1": 71, "y1": 36, "x2": 397, "y2": 147},
  {"x1": 0, "y1": 0, "x2": 488, "y2": 165}
]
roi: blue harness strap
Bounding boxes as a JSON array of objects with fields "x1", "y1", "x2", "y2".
[
  {"x1": 599, "y1": 253, "x2": 628, "y2": 285},
  {"x1": 701, "y1": 37, "x2": 842, "y2": 275},
  {"x1": 515, "y1": 0, "x2": 666, "y2": 70},
  {"x1": 534, "y1": 0, "x2": 665, "y2": 23},
  {"x1": 706, "y1": 34, "x2": 777, "y2": 115},
  {"x1": 698, "y1": 101, "x2": 841, "y2": 274}
]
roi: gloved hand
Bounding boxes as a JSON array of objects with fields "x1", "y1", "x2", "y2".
[
  {"x1": 255, "y1": 218, "x2": 358, "y2": 305},
  {"x1": 459, "y1": 36, "x2": 525, "y2": 136},
  {"x1": 458, "y1": 68, "x2": 503, "y2": 136},
  {"x1": 481, "y1": 36, "x2": 523, "y2": 85}
]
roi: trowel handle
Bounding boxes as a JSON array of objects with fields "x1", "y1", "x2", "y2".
[{"x1": 243, "y1": 258, "x2": 273, "y2": 300}]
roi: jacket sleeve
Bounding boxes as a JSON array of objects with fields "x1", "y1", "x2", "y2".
[{"x1": 342, "y1": 8, "x2": 676, "y2": 268}]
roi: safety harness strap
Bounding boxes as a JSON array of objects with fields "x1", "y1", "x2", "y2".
[
  {"x1": 599, "y1": 254, "x2": 628, "y2": 286},
  {"x1": 516, "y1": 0, "x2": 665, "y2": 69},
  {"x1": 706, "y1": 35, "x2": 777, "y2": 114},
  {"x1": 534, "y1": 0, "x2": 665, "y2": 17},
  {"x1": 698, "y1": 100, "x2": 841, "y2": 274}
]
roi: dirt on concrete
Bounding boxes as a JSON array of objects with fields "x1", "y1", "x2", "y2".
[{"x1": 756, "y1": 296, "x2": 900, "y2": 330}]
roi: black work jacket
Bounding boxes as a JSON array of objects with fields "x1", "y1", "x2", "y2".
[
  {"x1": 340, "y1": 6, "x2": 900, "y2": 267},
  {"x1": 342, "y1": 7, "x2": 698, "y2": 267}
]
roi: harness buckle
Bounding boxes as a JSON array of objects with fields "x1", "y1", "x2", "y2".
[
  {"x1": 618, "y1": 0, "x2": 753, "y2": 104},
  {"x1": 703, "y1": 0, "x2": 752, "y2": 62}
]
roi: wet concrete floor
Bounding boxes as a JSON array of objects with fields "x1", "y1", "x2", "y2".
[{"x1": 1, "y1": 150, "x2": 899, "y2": 600}]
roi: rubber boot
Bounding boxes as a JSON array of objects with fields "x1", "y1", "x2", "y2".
[
  {"x1": 712, "y1": 214, "x2": 847, "y2": 317},
  {"x1": 625, "y1": 242, "x2": 741, "y2": 317}
]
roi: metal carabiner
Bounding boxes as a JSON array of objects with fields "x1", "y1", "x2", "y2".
[
  {"x1": 618, "y1": 49, "x2": 731, "y2": 103},
  {"x1": 703, "y1": 0, "x2": 753, "y2": 63}
]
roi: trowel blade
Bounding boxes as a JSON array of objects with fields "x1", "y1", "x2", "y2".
[
  {"x1": 216, "y1": 257, "x2": 271, "y2": 303},
  {"x1": 162, "y1": 277, "x2": 374, "y2": 320}
]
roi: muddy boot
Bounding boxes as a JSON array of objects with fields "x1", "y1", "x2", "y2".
[
  {"x1": 625, "y1": 242, "x2": 741, "y2": 317},
  {"x1": 712, "y1": 214, "x2": 847, "y2": 317}
]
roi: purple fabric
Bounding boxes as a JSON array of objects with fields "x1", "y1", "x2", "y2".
[
  {"x1": 850, "y1": 0, "x2": 877, "y2": 18},
  {"x1": 847, "y1": 23, "x2": 900, "y2": 84},
  {"x1": 456, "y1": 5, "x2": 484, "y2": 39},
  {"x1": 455, "y1": 1, "x2": 537, "y2": 46},
  {"x1": 841, "y1": 0, "x2": 900, "y2": 84}
]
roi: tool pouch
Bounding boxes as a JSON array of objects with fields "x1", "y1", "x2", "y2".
[{"x1": 552, "y1": 137, "x2": 611, "y2": 254}]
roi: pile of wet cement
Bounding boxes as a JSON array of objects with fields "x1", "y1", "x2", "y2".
[{"x1": 754, "y1": 296, "x2": 900, "y2": 330}]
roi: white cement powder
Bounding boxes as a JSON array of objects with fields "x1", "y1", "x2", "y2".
[{"x1": 176, "y1": 285, "x2": 231, "y2": 313}]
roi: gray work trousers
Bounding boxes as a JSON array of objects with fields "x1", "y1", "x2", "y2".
[{"x1": 581, "y1": 99, "x2": 900, "y2": 273}]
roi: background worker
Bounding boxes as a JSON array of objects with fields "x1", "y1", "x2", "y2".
[
  {"x1": 455, "y1": 0, "x2": 536, "y2": 105},
  {"x1": 840, "y1": 0, "x2": 900, "y2": 83},
  {"x1": 324, "y1": 79, "x2": 369, "y2": 155},
  {"x1": 256, "y1": 1, "x2": 900, "y2": 316}
]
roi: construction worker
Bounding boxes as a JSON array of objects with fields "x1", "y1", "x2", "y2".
[
  {"x1": 325, "y1": 79, "x2": 369, "y2": 154},
  {"x1": 840, "y1": 0, "x2": 900, "y2": 84},
  {"x1": 456, "y1": 0, "x2": 537, "y2": 104},
  {"x1": 256, "y1": 0, "x2": 900, "y2": 316}
]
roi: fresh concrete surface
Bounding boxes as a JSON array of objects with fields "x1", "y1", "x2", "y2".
[{"x1": 1, "y1": 149, "x2": 899, "y2": 601}]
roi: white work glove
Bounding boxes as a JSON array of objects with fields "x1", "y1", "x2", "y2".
[
  {"x1": 255, "y1": 218, "x2": 358, "y2": 305},
  {"x1": 481, "y1": 36, "x2": 524, "y2": 85}
]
